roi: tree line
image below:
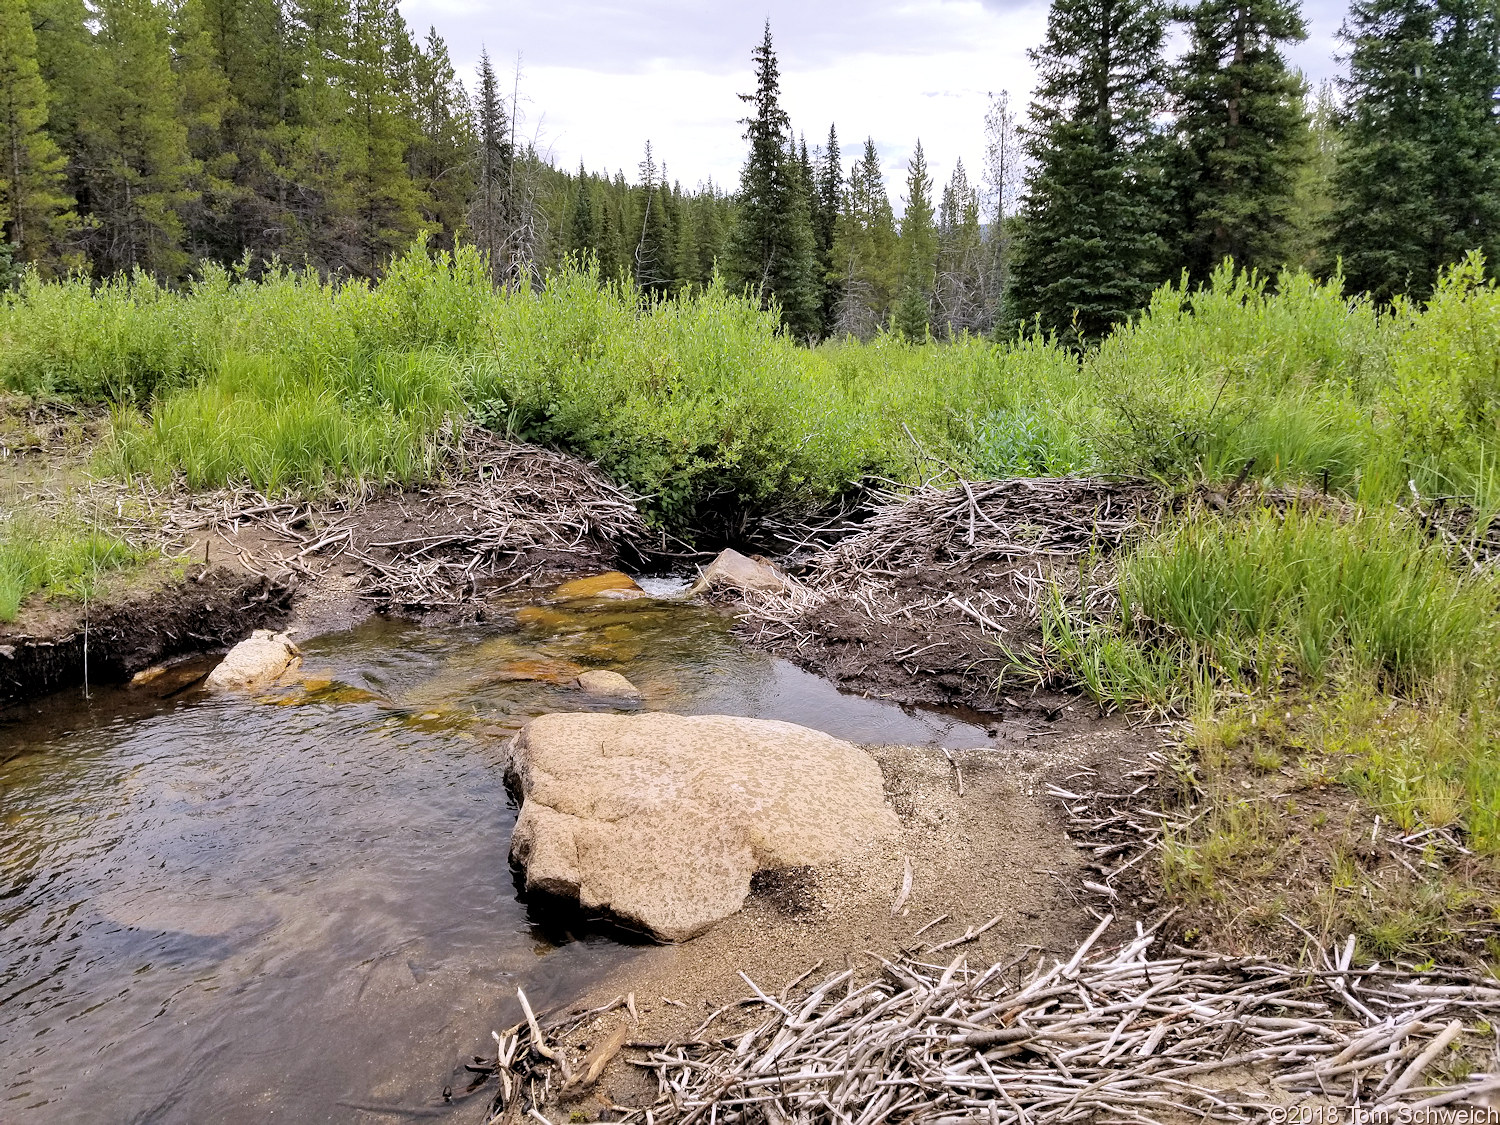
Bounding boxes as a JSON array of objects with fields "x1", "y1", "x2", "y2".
[{"x1": 1, "y1": 0, "x2": 1497, "y2": 344}]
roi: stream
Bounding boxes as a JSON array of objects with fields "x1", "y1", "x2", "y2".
[{"x1": 0, "y1": 583, "x2": 1004, "y2": 1123}]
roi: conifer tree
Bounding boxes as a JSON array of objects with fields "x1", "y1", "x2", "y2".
[
  {"x1": 564, "y1": 163, "x2": 596, "y2": 264},
  {"x1": 28, "y1": 0, "x2": 91, "y2": 203},
  {"x1": 342, "y1": 0, "x2": 424, "y2": 273},
  {"x1": 0, "y1": 0, "x2": 71, "y2": 263},
  {"x1": 982, "y1": 90, "x2": 1022, "y2": 330},
  {"x1": 171, "y1": 0, "x2": 237, "y2": 263},
  {"x1": 725, "y1": 22, "x2": 820, "y2": 337},
  {"x1": 634, "y1": 141, "x2": 674, "y2": 296},
  {"x1": 1169, "y1": 0, "x2": 1310, "y2": 279},
  {"x1": 895, "y1": 139, "x2": 937, "y2": 339},
  {"x1": 1009, "y1": 0, "x2": 1172, "y2": 344},
  {"x1": 934, "y1": 159, "x2": 987, "y2": 335},
  {"x1": 1286, "y1": 80, "x2": 1340, "y2": 269},
  {"x1": 813, "y1": 125, "x2": 841, "y2": 334},
  {"x1": 831, "y1": 137, "x2": 899, "y2": 337},
  {"x1": 1430, "y1": 0, "x2": 1500, "y2": 276},
  {"x1": 78, "y1": 0, "x2": 198, "y2": 276},
  {"x1": 1330, "y1": 0, "x2": 1500, "y2": 299},
  {"x1": 469, "y1": 47, "x2": 513, "y2": 282},
  {"x1": 410, "y1": 26, "x2": 473, "y2": 247}
]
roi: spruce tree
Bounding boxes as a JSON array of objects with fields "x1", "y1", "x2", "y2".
[
  {"x1": 1330, "y1": 0, "x2": 1500, "y2": 299},
  {"x1": 409, "y1": 26, "x2": 473, "y2": 248},
  {"x1": 634, "y1": 141, "x2": 674, "y2": 296},
  {"x1": 342, "y1": 0, "x2": 424, "y2": 274},
  {"x1": 1169, "y1": 0, "x2": 1310, "y2": 279},
  {"x1": 0, "y1": 0, "x2": 71, "y2": 264},
  {"x1": 469, "y1": 48, "x2": 513, "y2": 282},
  {"x1": 171, "y1": 0, "x2": 237, "y2": 264},
  {"x1": 1008, "y1": 0, "x2": 1172, "y2": 344},
  {"x1": 79, "y1": 0, "x2": 198, "y2": 276},
  {"x1": 725, "y1": 22, "x2": 820, "y2": 338},
  {"x1": 1430, "y1": 0, "x2": 1500, "y2": 278},
  {"x1": 1286, "y1": 80, "x2": 1340, "y2": 269},
  {"x1": 895, "y1": 139, "x2": 937, "y2": 339},
  {"x1": 564, "y1": 163, "x2": 596, "y2": 264},
  {"x1": 830, "y1": 137, "x2": 899, "y2": 337},
  {"x1": 934, "y1": 159, "x2": 987, "y2": 335},
  {"x1": 813, "y1": 125, "x2": 841, "y2": 334}
]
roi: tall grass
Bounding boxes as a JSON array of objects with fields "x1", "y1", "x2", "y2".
[
  {"x1": 1120, "y1": 507, "x2": 1497, "y2": 693},
  {"x1": 0, "y1": 519, "x2": 149, "y2": 621},
  {"x1": 110, "y1": 350, "x2": 462, "y2": 491}
]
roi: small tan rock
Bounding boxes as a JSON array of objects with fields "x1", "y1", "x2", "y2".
[
  {"x1": 685, "y1": 548, "x2": 789, "y2": 598},
  {"x1": 205, "y1": 630, "x2": 301, "y2": 690},
  {"x1": 553, "y1": 571, "x2": 647, "y2": 600},
  {"x1": 508, "y1": 712, "x2": 899, "y2": 941},
  {"x1": 575, "y1": 669, "x2": 643, "y2": 702}
]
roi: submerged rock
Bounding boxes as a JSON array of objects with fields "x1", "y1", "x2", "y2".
[
  {"x1": 685, "y1": 549, "x2": 789, "y2": 598},
  {"x1": 553, "y1": 571, "x2": 647, "y2": 601},
  {"x1": 507, "y1": 712, "x2": 899, "y2": 941},
  {"x1": 575, "y1": 669, "x2": 643, "y2": 702},
  {"x1": 205, "y1": 630, "x2": 301, "y2": 690}
]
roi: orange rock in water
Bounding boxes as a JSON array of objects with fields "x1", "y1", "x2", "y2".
[
  {"x1": 515, "y1": 605, "x2": 580, "y2": 629},
  {"x1": 494, "y1": 656, "x2": 587, "y2": 685},
  {"x1": 552, "y1": 571, "x2": 646, "y2": 600}
]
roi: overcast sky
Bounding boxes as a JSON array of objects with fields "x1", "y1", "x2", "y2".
[{"x1": 400, "y1": 0, "x2": 1348, "y2": 208}]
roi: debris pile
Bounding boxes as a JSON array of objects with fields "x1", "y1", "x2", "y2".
[
  {"x1": 737, "y1": 477, "x2": 1166, "y2": 710},
  {"x1": 482, "y1": 916, "x2": 1500, "y2": 1123}
]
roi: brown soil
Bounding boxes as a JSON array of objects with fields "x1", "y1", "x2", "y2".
[
  {"x1": 748, "y1": 561, "x2": 1075, "y2": 716},
  {"x1": 1, "y1": 409, "x2": 648, "y2": 705},
  {"x1": 537, "y1": 721, "x2": 1162, "y2": 1116},
  {"x1": 0, "y1": 567, "x2": 295, "y2": 704}
]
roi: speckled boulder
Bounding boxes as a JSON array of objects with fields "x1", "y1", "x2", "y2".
[
  {"x1": 575, "y1": 669, "x2": 643, "y2": 702},
  {"x1": 205, "y1": 630, "x2": 301, "y2": 690},
  {"x1": 507, "y1": 712, "x2": 898, "y2": 941}
]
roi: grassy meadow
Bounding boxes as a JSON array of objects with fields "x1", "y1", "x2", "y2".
[{"x1": 3, "y1": 243, "x2": 1499, "y2": 961}]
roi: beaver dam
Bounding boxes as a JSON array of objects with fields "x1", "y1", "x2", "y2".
[{"x1": 4, "y1": 418, "x2": 1499, "y2": 1125}]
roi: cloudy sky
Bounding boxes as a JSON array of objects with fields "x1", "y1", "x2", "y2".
[{"x1": 401, "y1": 0, "x2": 1348, "y2": 208}]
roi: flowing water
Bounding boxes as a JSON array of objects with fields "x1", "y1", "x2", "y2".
[{"x1": 0, "y1": 585, "x2": 1004, "y2": 1123}]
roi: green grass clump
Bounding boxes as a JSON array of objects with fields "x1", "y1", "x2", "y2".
[
  {"x1": 0, "y1": 520, "x2": 150, "y2": 621},
  {"x1": 1119, "y1": 506, "x2": 1497, "y2": 693},
  {"x1": 109, "y1": 350, "x2": 462, "y2": 492}
]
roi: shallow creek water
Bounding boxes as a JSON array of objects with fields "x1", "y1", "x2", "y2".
[{"x1": 1, "y1": 587, "x2": 1004, "y2": 1123}]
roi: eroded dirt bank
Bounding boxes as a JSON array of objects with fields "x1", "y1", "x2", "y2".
[{"x1": 1, "y1": 430, "x2": 651, "y2": 706}]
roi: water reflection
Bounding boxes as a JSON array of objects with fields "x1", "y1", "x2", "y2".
[{"x1": 0, "y1": 590, "x2": 1001, "y2": 1123}]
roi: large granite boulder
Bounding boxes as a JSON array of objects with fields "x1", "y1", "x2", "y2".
[
  {"x1": 205, "y1": 630, "x2": 300, "y2": 690},
  {"x1": 508, "y1": 713, "x2": 898, "y2": 941},
  {"x1": 684, "y1": 549, "x2": 789, "y2": 598}
]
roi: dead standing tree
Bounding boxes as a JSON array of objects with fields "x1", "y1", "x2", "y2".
[{"x1": 469, "y1": 51, "x2": 545, "y2": 290}]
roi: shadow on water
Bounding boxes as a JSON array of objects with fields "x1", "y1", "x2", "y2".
[{"x1": 0, "y1": 586, "x2": 1003, "y2": 1123}]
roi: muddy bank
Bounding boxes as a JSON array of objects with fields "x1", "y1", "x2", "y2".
[
  {"x1": 1, "y1": 430, "x2": 652, "y2": 705},
  {"x1": 0, "y1": 570, "x2": 295, "y2": 704},
  {"x1": 734, "y1": 477, "x2": 1166, "y2": 716}
]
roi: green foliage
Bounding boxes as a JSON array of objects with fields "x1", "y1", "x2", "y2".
[
  {"x1": 0, "y1": 516, "x2": 149, "y2": 621},
  {"x1": 109, "y1": 349, "x2": 460, "y2": 491},
  {"x1": 1119, "y1": 506, "x2": 1498, "y2": 692},
  {"x1": 1168, "y1": 0, "x2": 1310, "y2": 279},
  {"x1": 1008, "y1": 0, "x2": 1173, "y2": 344},
  {"x1": 4, "y1": 243, "x2": 1500, "y2": 535}
]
